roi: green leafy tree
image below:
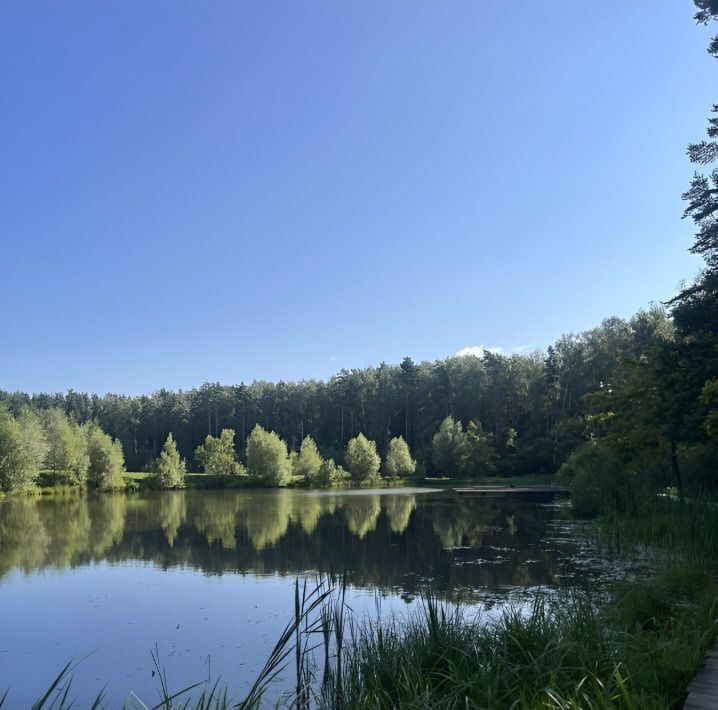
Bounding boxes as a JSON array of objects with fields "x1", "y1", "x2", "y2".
[
  {"x1": 700, "y1": 378, "x2": 718, "y2": 443},
  {"x1": 195, "y1": 429, "x2": 243, "y2": 475},
  {"x1": 293, "y1": 436, "x2": 323, "y2": 482},
  {"x1": 383, "y1": 436, "x2": 415, "y2": 478},
  {"x1": 431, "y1": 417, "x2": 468, "y2": 476},
  {"x1": 0, "y1": 409, "x2": 48, "y2": 492},
  {"x1": 314, "y1": 458, "x2": 350, "y2": 488},
  {"x1": 344, "y1": 433, "x2": 381, "y2": 482},
  {"x1": 153, "y1": 433, "x2": 186, "y2": 489},
  {"x1": 246, "y1": 425, "x2": 291, "y2": 486},
  {"x1": 463, "y1": 421, "x2": 499, "y2": 477},
  {"x1": 85, "y1": 424, "x2": 125, "y2": 490},
  {"x1": 400, "y1": 356, "x2": 418, "y2": 444},
  {"x1": 43, "y1": 409, "x2": 89, "y2": 485},
  {"x1": 558, "y1": 441, "x2": 631, "y2": 518}
]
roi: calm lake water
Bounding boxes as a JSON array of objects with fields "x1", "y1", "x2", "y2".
[{"x1": 0, "y1": 487, "x2": 632, "y2": 707}]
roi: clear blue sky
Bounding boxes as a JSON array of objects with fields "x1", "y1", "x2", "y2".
[{"x1": 1, "y1": 1, "x2": 714, "y2": 395}]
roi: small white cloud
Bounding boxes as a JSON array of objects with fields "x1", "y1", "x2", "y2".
[
  {"x1": 455, "y1": 344, "x2": 534, "y2": 359},
  {"x1": 455, "y1": 345, "x2": 504, "y2": 358},
  {"x1": 329, "y1": 356, "x2": 337, "y2": 362}
]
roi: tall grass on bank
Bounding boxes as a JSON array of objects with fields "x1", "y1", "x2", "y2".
[
  {"x1": 597, "y1": 493, "x2": 718, "y2": 562},
  {"x1": 318, "y1": 569, "x2": 718, "y2": 709}
]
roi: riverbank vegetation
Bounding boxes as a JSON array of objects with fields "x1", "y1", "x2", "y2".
[{"x1": 0, "y1": 401, "x2": 505, "y2": 494}]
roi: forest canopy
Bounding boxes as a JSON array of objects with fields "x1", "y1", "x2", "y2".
[{"x1": 3, "y1": 304, "x2": 709, "y2": 492}]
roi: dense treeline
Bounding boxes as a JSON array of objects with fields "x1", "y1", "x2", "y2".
[
  {"x1": 0, "y1": 308, "x2": 675, "y2": 484},
  {"x1": 0, "y1": 408, "x2": 126, "y2": 492},
  {"x1": 0, "y1": 402, "x2": 418, "y2": 491},
  {"x1": 555, "y1": 1, "x2": 718, "y2": 514}
]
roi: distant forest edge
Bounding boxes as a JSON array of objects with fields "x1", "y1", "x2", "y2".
[
  {"x1": 2, "y1": 291, "x2": 717, "y2": 506},
  {"x1": 0, "y1": 309, "x2": 675, "y2": 479}
]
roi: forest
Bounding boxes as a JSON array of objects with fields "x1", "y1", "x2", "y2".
[{"x1": 0, "y1": 292, "x2": 715, "y2": 502}]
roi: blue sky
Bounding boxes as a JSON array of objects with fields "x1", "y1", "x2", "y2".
[{"x1": 1, "y1": 1, "x2": 714, "y2": 395}]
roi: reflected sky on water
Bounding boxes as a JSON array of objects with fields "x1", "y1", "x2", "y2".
[{"x1": 0, "y1": 487, "x2": 632, "y2": 706}]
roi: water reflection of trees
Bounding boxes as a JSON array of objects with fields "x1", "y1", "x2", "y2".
[
  {"x1": 344, "y1": 495, "x2": 381, "y2": 539},
  {"x1": 88, "y1": 493, "x2": 127, "y2": 556},
  {"x1": 0, "y1": 492, "x2": 574, "y2": 600},
  {"x1": 0, "y1": 494, "x2": 127, "y2": 577},
  {"x1": 384, "y1": 495, "x2": 416, "y2": 534},
  {"x1": 0, "y1": 498, "x2": 49, "y2": 576},
  {"x1": 244, "y1": 490, "x2": 293, "y2": 550},
  {"x1": 192, "y1": 493, "x2": 237, "y2": 549},
  {"x1": 157, "y1": 491, "x2": 187, "y2": 547}
]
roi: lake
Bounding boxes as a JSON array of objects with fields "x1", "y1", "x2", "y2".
[{"x1": 0, "y1": 487, "x2": 630, "y2": 707}]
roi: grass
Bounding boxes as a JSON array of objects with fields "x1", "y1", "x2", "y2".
[
  {"x1": 597, "y1": 493, "x2": 718, "y2": 563},
  {"x1": 329, "y1": 576, "x2": 718, "y2": 709},
  {"x1": 15, "y1": 468, "x2": 558, "y2": 497}
]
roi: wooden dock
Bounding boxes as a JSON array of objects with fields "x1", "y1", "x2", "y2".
[
  {"x1": 684, "y1": 646, "x2": 718, "y2": 709},
  {"x1": 453, "y1": 486, "x2": 569, "y2": 497}
]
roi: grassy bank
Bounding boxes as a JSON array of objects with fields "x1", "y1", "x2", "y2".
[
  {"x1": 0, "y1": 470, "x2": 562, "y2": 498},
  {"x1": 328, "y1": 571, "x2": 718, "y2": 708}
]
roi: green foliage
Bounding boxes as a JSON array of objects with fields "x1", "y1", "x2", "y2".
[
  {"x1": 0, "y1": 307, "x2": 680, "y2": 483},
  {"x1": 292, "y1": 436, "x2": 323, "y2": 482},
  {"x1": 195, "y1": 429, "x2": 244, "y2": 476},
  {"x1": 0, "y1": 408, "x2": 48, "y2": 492},
  {"x1": 344, "y1": 434, "x2": 381, "y2": 483},
  {"x1": 246, "y1": 425, "x2": 291, "y2": 486},
  {"x1": 85, "y1": 424, "x2": 125, "y2": 490},
  {"x1": 153, "y1": 433, "x2": 186, "y2": 489},
  {"x1": 383, "y1": 436, "x2": 415, "y2": 478},
  {"x1": 700, "y1": 378, "x2": 718, "y2": 443},
  {"x1": 43, "y1": 409, "x2": 89, "y2": 486},
  {"x1": 314, "y1": 458, "x2": 350, "y2": 487},
  {"x1": 430, "y1": 416, "x2": 468, "y2": 476},
  {"x1": 558, "y1": 441, "x2": 631, "y2": 517},
  {"x1": 0, "y1": 310, "x2": 663, "y2": 480},
  {"x1": 464, "y1": 421, "x2": 498, "y2": 476},
  {"x1": 322, "y1": 564, "x2": 718, "y2": 710}
]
